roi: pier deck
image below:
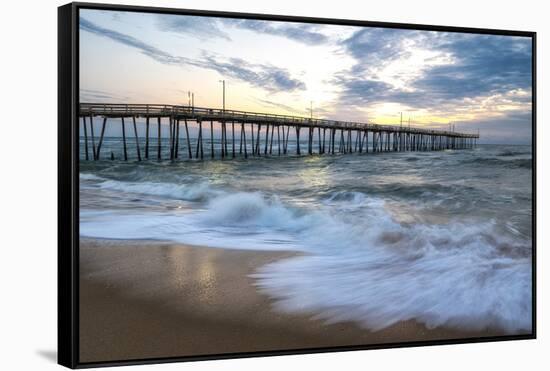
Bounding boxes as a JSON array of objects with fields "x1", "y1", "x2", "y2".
[{"x1": 79, "y1": 103, "x2": 479, "y2": 161}]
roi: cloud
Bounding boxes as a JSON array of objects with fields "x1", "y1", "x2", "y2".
[
  {"x1": 156, "y1": 15, "x2": 231, "y2": 40},
  {"x1": 334, "y1": 28, "x2": 532, "y2": 114},
  {"x1": 155, "y1": 14, "x2": 328, "y2": 45},
  {"x1": 224, "y1": 19, "x2": 328, "y2": 45},
  {"x1": 80, "y1": 88, "x2": 128, "y2": 102},
  {"x1": 80, "y1": 18, "x2": 305, "y2": 93},
  {"x1": 80, "y1": 18, "x2": 182, "y2": 65},
  {"x1": 200, "y1": 54, "x2": 305, "y2": 92},
  {"x1": 343, "y1": 28, "x2": 416, "y2": 65},
  {"x1": 416, "y1": 34, "x2": 532, "y2": 100},
  {"x1": 332, "y1": 77, "x2": 394, "y2": 104}
]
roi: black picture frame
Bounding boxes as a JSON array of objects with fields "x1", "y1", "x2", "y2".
[{"x1": 58, "y1": 2, "x2": 537, "y2": 368}]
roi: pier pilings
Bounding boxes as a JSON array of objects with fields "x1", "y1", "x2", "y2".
[{"x1": 79, "y1": 103, "x2": 479, "y2": 161}]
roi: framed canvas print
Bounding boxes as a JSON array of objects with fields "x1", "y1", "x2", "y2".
[{"x1": 58, "y1": 2, "x2": 536, "y2": 368}]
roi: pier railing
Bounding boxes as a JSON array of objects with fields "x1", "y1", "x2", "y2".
[{"x1": 80, "y1": 103, "x2": 479, "y2": 139}]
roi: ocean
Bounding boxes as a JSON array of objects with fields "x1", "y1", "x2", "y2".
[{"x1": 79, "y1": 138, "x2": 533, "y2": 334}]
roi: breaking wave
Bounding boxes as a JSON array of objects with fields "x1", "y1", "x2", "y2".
[
  {"x1": 79, "y1": 144, "x2": 533, "y2": 334},
  {"x1": 80, "y1": 183, "x2": 532, "y2": 333}
]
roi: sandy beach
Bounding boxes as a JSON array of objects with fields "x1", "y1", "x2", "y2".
[{"x1": 78, "y1": 238, "x2": 505, "y2": 363}]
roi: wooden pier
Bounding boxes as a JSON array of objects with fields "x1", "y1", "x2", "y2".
[{"x1": 79, "y1": 103, "x2": 479, "y2": 161}]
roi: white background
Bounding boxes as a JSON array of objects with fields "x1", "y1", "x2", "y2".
[{"x1": 0, "y1": 0, "x2": 546, "y2": 369}]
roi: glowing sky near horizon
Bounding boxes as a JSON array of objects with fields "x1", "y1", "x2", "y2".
[{"x1": 79, "y1": 9, "x2": 533, "y2": 144}]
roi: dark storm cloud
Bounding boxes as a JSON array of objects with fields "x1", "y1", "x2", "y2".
[
  {"x1": 336, "y1": 28, "x2": 532, "y2": 108},
  {"x1": 80, "y1": 18, "x2": 306, "y2": 92},
  {"x1": 343, "y1": 28, "x2": 416, "y2": 64},
  {"x1": 332, "y1": 76, "x2": 396, "y2": 105},
  {"x1": 415, "y1": 34, "x2": 532, "y2": 100}
]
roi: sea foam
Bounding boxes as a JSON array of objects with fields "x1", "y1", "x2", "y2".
[{"x1": 80, "y1": 183, "x2": 532, "y2": 333}]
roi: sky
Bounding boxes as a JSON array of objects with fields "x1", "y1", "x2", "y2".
[{"x1": 79, "y1": 9, "x2": 533, "y2": 144}]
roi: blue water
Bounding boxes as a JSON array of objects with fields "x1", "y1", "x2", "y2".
[{"x1": 79, "y1": 141, "x2": 533, "y2": 334}]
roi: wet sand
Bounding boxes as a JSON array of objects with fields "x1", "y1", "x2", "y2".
[{"x1": 79, "y1": 238, "x2": 503, "y2": 363}]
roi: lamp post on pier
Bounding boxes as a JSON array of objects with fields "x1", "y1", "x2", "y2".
[
  {"x1": 187, "y1": 91, "x2": 195, "y2": 111},
  {"x1": 219, "y1": 80, "x2": 225, "y2": 112}
]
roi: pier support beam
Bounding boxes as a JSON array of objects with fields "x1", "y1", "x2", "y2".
[
  {"x1": 199, "y1": 120, "x2": 204, "y2": 160},
  {"x1": 256, "y1": 124, "x2": 262, "y2": 156},
  {"x1": 96, "y1": 117, "x2": 107, "y2": 160},
  {"x1": 132, "y1": 116, "x2": 141, "y2": 161},
  {"x1": 232, "y1": 121, "x2": 236, "y2": 158},
  {"x1": 321, "y1": 128, "x2": 327, "y2": 154},
  {"x1": 270, "y1": 124, "x2": 275, "y2": 155},
  {"x1": 157, "y1": 117, "x2": 162, "y2": 160},
  {"x1": 296, "y1": 127, "x2": 301, "y2": 155},
  {"x1": 121, "y1": 117, "x2": 128, "y2": 161},
  {"x1": 277, "y1": 125, "x2": 281, "y2": 155},
  {"x1": 89, "y1": 115, "x2": 96, "y2": 160},
  {"x1": 331, "y1": 128, "x2": 336, "y2": 154},
  {"x1": 264, "y1": 124, "x2": 270, "y2": 155},
  {"x1": 169, "y1": 117, "x2": 174, "y2": 160},
  {"x1": 242, "y1": 122, "x2": 248, "y2": 158},
  {"x1": 175, "y1": 118, "x2": 180, "y2": 159},
  {"x1": 210, "y1": 120, "x2": 214, "y2": 159},
  {"x1": 184, "y1": 119, "x2": 192, "y2": 159},
  {"x1": 285, "y1": 125, "x2": 290, "y2": 154},
  {"x1": 82, "y1": 116, "x2": 89, "y2": 160},
  {"x1": 145, "y1": 117, "x2": 149, "y2": 159}
]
